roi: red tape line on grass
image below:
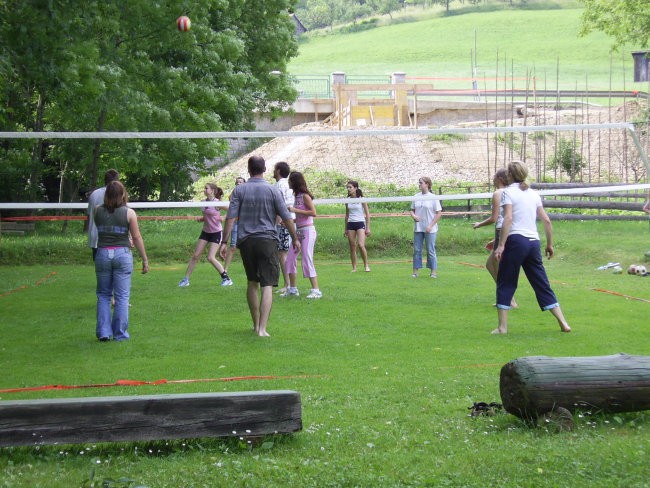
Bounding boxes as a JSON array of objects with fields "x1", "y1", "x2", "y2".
[
  {"x1": 457, "y1": 262, "x2": 485, "y2": 269},
  {"x1": 0, "y1": 375, "x2": 322, "y2": 394},
  {"x1": 0, "y1": 272, "x2": 57, "y2": 298},
  {"x1": 592, "y1": 288, "x2": 650, "y2": 303}
]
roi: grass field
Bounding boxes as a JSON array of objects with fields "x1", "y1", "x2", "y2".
[
  {"x1": 1, "y1": 216, "x2": 649, "y2": 487},
  {"x1": 289, "y1": 5, "x2": 633, "y2": 91}
]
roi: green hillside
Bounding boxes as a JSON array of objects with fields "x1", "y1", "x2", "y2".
[{"x1": 289, "y1": 7, "x2": 638, "y2": 90}]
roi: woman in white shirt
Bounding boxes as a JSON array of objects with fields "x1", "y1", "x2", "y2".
[
  {"x1": 410, "y1": 177, "x2": 442, "y2": 278},
  {"x1": 493, "y1": 161, "x2": 571, "y2": 334},
  {"x1": 344, "y1": 180, "x2": 371, "y2": 272}
]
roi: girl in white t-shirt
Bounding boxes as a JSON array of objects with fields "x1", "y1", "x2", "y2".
[
  {"x1": 344, "y1": 180, "x2": 371, "y2": 272},
  {"x1": 410, "y1": 176, "x2": 442, "y2": 278}
]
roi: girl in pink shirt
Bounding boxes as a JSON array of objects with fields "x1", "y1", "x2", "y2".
[
  {"x1": 282, "y1": 172, "x2": 322, "y2": 299},
  {"x1": 178, "y1": 183, "x2": 233, "y2": 287}
]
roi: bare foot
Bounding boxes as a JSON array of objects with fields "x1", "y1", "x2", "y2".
[
  {"x1": 364, "y1": 267, "x2": 371, "y2": 272},
  {"x1": 258, "y1": 330, "x2": 270, "y2": 337},
  {"x1": 559, "y1": 323, "x2": 571, "y2": 333},
  {"x1": 351, "y1": 268, "x2": 357, "y2": 272},
  {"x1": 491, "y1": 327, "x2": 507, "y2": 334}
]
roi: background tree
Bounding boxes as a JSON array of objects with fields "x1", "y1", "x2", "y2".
[
  {"x1": 580, "y1": 0, "x2": 650, "y2": 49},
  {"x1": 0, "y1": 0, "x2": 298, "y2": 203}
]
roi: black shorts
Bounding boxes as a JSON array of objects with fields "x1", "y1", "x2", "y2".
[
  {"x1": 346, "y1": 221, "x2": 365, "y2": 231},
  {"x1": 239, "y1": 238, "x2": 280, "y2": 287},
  {"x1": 199, "y1": 230, "x2": 222, "y2": 244}
]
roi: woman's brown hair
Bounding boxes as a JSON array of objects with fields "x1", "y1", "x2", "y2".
[
  {"x1": 507, "y1": 161, "x2": 529, "y2": 191},
  {"x1": 103, "y1": 180, "x2": 128, "y2": 212}
]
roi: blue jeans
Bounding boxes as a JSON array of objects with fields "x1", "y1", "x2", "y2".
[
  {"x1": 496, "y1": 234, "x2": 558, "y2": 310},
  {"x1": 95, "y1": 247, "x2": 133, "y2": 340},
  {"x1": 413, "y1": 232, "x2": 437, "y2": 270}
]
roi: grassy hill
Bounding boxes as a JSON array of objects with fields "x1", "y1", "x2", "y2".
[{"x1": 288, "y1": 6, "x2": 638, "y2": 91}]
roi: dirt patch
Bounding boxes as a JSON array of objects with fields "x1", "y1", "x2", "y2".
[{"x1": 217, "y1": 102, "x2": 647, "y2": 187}]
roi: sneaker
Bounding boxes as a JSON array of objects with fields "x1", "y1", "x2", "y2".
[
  {"x1": 280, "y1": 287, "x2": 299, "y2": 297},
  {"x1": 178, "y1": 277, "x2": 190, "y2": 287},
  {"x1": 220, "y1": 278, "x2": 233, "y2": 286},
  {"x1": 306, "y1": 289, "x2": 323, "y2": 299},
  {"x1": 411, "y1": 273, "x2": 418, "y2": 278},
  {"x1": 430, "y1": 272, "x2": 437, "y2": 278}
]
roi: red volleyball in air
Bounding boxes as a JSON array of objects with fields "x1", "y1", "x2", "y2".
[{"x1": 176, "y1": 16, "x2": 191, "y2": 32}]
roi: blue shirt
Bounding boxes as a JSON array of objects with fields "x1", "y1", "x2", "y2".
[{"x1": 226, "y1": 177, "x2": 292, "y2": 245}]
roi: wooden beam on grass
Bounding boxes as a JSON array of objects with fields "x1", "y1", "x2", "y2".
[{"x1": 0, "y1": 390, "x2": 301, "y2": 447}]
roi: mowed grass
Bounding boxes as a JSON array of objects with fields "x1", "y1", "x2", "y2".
[
  {"x1": 289, "y1": 6, "x2": 630, "y2": 90},
  {"x1": 0, "y1": 218, "x2": 649, "y2": 487}
]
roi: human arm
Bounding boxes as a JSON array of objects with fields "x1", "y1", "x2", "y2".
[
  {"x1": 289, "y1": 194, "x2": 317, "y2": 217},
  {"x1": 473, "y1": 191, "x2": 500, "y2": 229},
  {"x1": 494, "y1": 204, "x2": 512, "y2": 262},
  {"x1": 344, "y1": 206, "x2": 350, "y2": 236},
  {"x1": 537, "y1": 205, "x2": 554, "y2": 259},
  {"x1": 283, "y1": 217, "x2": 301, "y2": 253},
  {"x1": 425, "y1": 200, "x2": 443, "y2": 233},
  {"x1": 363, "y1": 203, "x2": 371, "y2": 235},
  {"x1": 127, "y1": 209, "x2": 148, "y2": 274},
  {"x1": 426, "y1": 210, "x2": 442, "y2": 233},
  {"x1": 219, "y1": 217, "x2": 235, "y2": 259}
]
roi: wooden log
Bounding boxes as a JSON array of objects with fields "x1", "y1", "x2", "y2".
[
  {"x1": 0, "y1": 390, "x2": 301, "y2": 447},
  {"x1": 500, "y1": 353, "x2": 650, "y2": 421}
]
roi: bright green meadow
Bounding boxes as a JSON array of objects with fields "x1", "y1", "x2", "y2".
[
  {"x1": 1, "y1": 215, "x2": 649, "y2": 487},
  {"x1": 289, "y1": 5, "x2": 635, "y2": 91}
]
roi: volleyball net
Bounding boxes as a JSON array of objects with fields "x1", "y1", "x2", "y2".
[{"x1": 0, "y1": 123, "x2": 649, "y2": 218}]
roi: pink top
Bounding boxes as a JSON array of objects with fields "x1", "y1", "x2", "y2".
[
  {"x1": 294, "y1": 193, "x2": 314, "y2": 228},
  {"x1": 202, "y1": 201, "x2": 222, "y2": 233}
]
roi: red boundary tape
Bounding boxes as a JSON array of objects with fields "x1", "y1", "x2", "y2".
[
  {"x1": 592, "y1": 288, "x2": 650, "y2": 303},
  {"x1": 0, "y1": 272, "x2": 57, "y2": 298},
  {"x1": 0, "y1": 375, "x2": 322, "y2": 394}
]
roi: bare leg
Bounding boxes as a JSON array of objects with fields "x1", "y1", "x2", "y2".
[
  {"x1": 309, "y1": 276, "x2": 319, "y2": 290},
  {"x1": 224, "y1": 246, "x2": 237, "y2": 273},
  {"x1": 288, "y1": 273, "x2": 297, "y2": 288},
  {"x1": 257, "y1": 285, "x2": 274, "y2": 337},
  {"x1": 247, "y1": 281, "x2": 260, "y2": 333},
  {"x1": 549, "y1": 305, "x2": 571, "y2": 332},
  {"x1": 347, "y1": 232, "x2": 357, "y2": 271},
  {"x1": 357, "y1": 230, "x2": 370, "y2": 271},
  {"x1": 278, "y1": 250, "x2": 288, "y2": 292},
  {"x1": 206, "y1": 242, "x2": 226, "y2": 274},
  {"x1": 491, "y1": 308, "x2": 508, "y2": 334},
  {"x1": 183, "y1": 240, "x2": 208, "y2": 279}
]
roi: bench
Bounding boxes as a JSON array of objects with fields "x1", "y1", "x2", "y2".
[
  {"x1": 0, "y1": 222, "x2": 35, "y2": 236},
  {"x1": 0, "y1": 390, "x2": 302, "y2": 447}
]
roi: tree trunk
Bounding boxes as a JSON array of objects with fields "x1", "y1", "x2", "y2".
[
  {"x1": 500, "y1": 353, "x2": 650, "y2": 421},
  {"x1": 29, "y1": 91, "x2": 46, "y2": 200},
  {"x1": 89, "y1": 107, "x2": 106, "y2": 191}
]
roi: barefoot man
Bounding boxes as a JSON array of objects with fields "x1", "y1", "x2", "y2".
[{"x1": 220, "y1": 156, "x2": 300, "y2": 337}]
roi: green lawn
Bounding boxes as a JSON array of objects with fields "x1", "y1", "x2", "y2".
[
  {"x1": 289, "y1": 6, "x2": 634, "y2": 91},
  {"x1": 1, "y1": 218, "x2": 649, "y2": 487}
]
